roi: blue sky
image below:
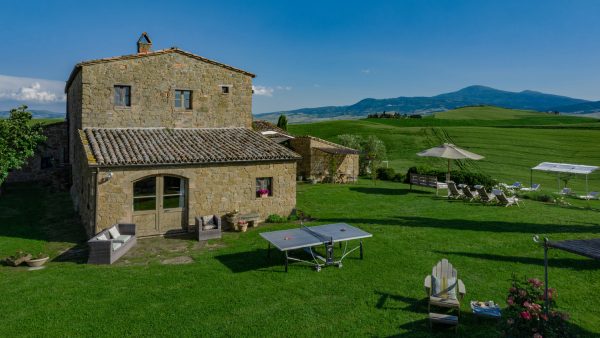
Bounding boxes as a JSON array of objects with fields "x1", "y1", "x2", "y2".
[{"x1": 1, "y1": 0, "x2": 599, "y2": 114}]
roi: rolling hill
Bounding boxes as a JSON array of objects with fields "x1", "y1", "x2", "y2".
[{"x1": 257, "y1": 85, "x2": 591, "y2": 123}]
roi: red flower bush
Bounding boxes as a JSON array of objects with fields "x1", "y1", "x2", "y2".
[{"x1": 501, "y1": 274, "x2": 572, "y2": 338}]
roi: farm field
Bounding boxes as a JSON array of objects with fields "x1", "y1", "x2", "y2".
[{"x1": 288, "y1": 107, "x2": 600, "y2": 195}]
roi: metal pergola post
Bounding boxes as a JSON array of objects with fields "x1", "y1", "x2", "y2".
[{"x1": 534, "y1": 235, "x2": 550, "y2": 316}]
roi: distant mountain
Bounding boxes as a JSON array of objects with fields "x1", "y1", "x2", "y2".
[
  {"x1": 549, "y1": 101, "x2": 600, "y2": 114},
  {"x1": 0, "y1": 110, "x2": 65, "y2": 119},
  {"x1": 256, "y1": 85, "x2": 591, "y2": 123}
]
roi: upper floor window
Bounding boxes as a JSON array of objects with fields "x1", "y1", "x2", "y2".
[
  {"x1": 221, "y1": 85, "x2": 231, "y2": 94},
  {"x1": 175, "y1": 90, "x2": 192, "y2": 109},
  {"x1": 114, "y1": 85, "x2": 131, "y2": 107}
]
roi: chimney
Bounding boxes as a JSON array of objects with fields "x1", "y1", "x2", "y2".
[{"x1": 137, "y1": 32, "x2": 152, "y2": 54}]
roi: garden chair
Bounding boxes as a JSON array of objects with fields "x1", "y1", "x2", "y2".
[
  {"x1": 196, "y1": 215, "x2": 222, "y2": 241},
  {"x1": 578, "y1": 191, "x2": 599, "y2": 200},
  {"x1": 447, "y1": 182, "x2": 464, "y2": 199},
  {"x1": 508, "y1": 182, "x2": 522, "y2": 190},
  {"x1": 493, "y1": 189, "x2": 519, "y2": 207},
  {"x1": 424, "y1": 259, "x2": 466, "y2": 330},
  {"x1": 560, "y1": 187, "x2": 572, "y2": 195},
  {"x1": 520, "y1": 183, "x2": 540, "y2": 192},
  {"x1": 462, "y1": 186, "x2": 479, "y2": 201},
  {"x1": 476, "y1": 187, "x2": 496, "y2": 203}
]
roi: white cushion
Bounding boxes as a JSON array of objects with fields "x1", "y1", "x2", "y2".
[
  {"x1": 112, "y1": 242, "x2": 122, "y2": 251},
  {"x1": 97, "y1": 234, "x2": 108, "y2": 241},
  {"x1": 116, "y1": 235, "x2": 131, "y2": 243},
  {"x1": 108, "y1": 226, "x2": 121, "y2": 239}
]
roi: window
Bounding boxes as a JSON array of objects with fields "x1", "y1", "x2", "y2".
[
  {"x1": 256, "y1": 177, "x2": 273, "y2": 197},
  {"x1": 221, "y1": 85, "x2": 230, "y2": 94},
  {"x1": 41, "y1": 156, "x2": 53, "y2": 169},
  {"x1": 114, "y1": 85, "x2": 131, "y2": 107},
  {"x1": 163, "y1": 176, "x2": 185, "y2": 209},
  {"x1": 175, "y1": 90, "x2": 192, "y2": 109},
  {"x1": 133, "y1": 177, "x2": 156, "y2": 211}
]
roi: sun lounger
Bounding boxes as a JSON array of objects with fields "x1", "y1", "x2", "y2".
[
  {"x1": 447, "y1": 182, "x2": 465, "y2": 199},
  {"x1": 476, "y1": 187, "x2": 496, "y2": 203},
  {"x1": 560, "y1": 187, "x2": 572, "y2": 195},
  {"x1": 462, "y1": 186, "x2": 479, "y2": 201},
  {"x1": 578, "y1": 191, "x2": 599, "y2": 200},
  {"x1": 493, "y1": 189, "x2": 519, "y2": 207},
  {"x1": 507, "y1": 182, "x2": 522, "y2": 190},
  {"x1": 520, "y1": 183, "x2": 540, "y2": 192}
]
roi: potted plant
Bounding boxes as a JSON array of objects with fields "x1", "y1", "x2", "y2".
[
  {"x1": 26, "y1": 253, "x2": 50, "y2": 267},
  {"x1": 4, "y1": 251, "x2": 32, "y2": 267},
  {"x1": 258, "y1": 189, "x2": 270, "y2": 198},
  {"x1": 238, "y1": 220, "x2": 248, "y2": 232}
]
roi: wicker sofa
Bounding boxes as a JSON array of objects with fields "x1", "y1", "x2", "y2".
[
  {"x1": 87, "y1": 223, "x2": 137, "y2": 264},
  {"x1": 196, "y1": 215, "x2": 222, "y2": 241}
]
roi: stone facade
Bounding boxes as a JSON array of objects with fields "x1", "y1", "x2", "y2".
[
  {"x1": 65, "y1": 37, "x2": 299, "y2": 237},
  {"x1": 7, "y1": 121, "x2": 69, "y2": 185},
  {"x1": 289, "y1": 136, "x2": 359, "y2": 182},
  {"x1": 80, "y1": 161, "x2": 296, "y2": 237}
]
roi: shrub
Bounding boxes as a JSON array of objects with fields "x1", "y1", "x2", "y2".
[
  {"x1": 392, "y1": 173, "x2": 405, "y2": 182},
  {"x1": 376, "y1": 167, "x2": 395, "y2": 181},
  {"x1": 266, "y1": 214, "x2": 288, "y2": 223},
  {"x1": 501, "y1": 274, "x2": 572, "y2": 338},
  {"x1": 520, "y1": 192, "x2": 554, "y2": 203},
  {"x1": 404, "y1": 166, "x2": 497, "y2": 189}
]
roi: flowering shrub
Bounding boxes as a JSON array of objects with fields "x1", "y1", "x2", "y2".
[{"x1": 502, "y1": 275, "x2": 572, "y2": 338}]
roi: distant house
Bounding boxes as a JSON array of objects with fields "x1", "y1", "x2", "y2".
[
  {"x1": 289, "y1": 136, "x2": 359, "y2": 183},
  {"x1": 63, "y1": 33, "x2": 300, "y2": 237},
  {"x1": 252, "y1": 120, "x2": 294, "y2": 144}
]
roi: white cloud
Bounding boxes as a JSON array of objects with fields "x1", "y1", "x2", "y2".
[
  {"x1": 361, "y1": 69, "x2": 371, "y2": 75},
  {"x1": 0, "y1": 74, "x2": 66, "y2": 103},
  {"x1": 253, "y1": 85, "x2": 292, "y2": 97}
]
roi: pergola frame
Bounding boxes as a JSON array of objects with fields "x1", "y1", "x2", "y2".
[{"x1": 530, "y1": 162, "x2": 599, "y2": 196}]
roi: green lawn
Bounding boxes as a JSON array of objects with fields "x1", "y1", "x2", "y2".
[{"x1": 1, "y1": 181, "x2": 599, "y2": 337}]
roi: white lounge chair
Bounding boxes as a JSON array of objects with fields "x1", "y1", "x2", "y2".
[
  {"x1": 579, "y1": 191, "x2": 599, "y2": 200},
  {"x1": 508, "y1": 182, "x2": 522, "y2": 190},
  {"x1": 447, "y1": 182, "x2": 465, "y2": 199},
  {"x1": 560, "y1": 187, "x2": 572, "y2": 195},
  {"x1": 476, "y1": 187, "x2": 497, "y2": 203},
  {"x1": 521, "y1": 183, "x2": 540, "y2": 192},
  {"x1": 462, "y1": 186, "x2": 479, "y2": 201},
  {"x1": 493, "y1": 189, "x2": 519, "y2": 207}
]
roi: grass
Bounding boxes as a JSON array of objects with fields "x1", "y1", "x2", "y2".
[
  {"x1": 1, "y1": 181, "x2": 600, "y2": 337},
  {"x1": 288, "y1": 107, "x2": 600, "y2": 195},
  {"x1": 434, "y1": 106, "x2": 543, "y2": 120}
]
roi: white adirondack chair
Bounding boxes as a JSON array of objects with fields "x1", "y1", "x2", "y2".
[{"x1": 424, "y1": 259, "x2": 466, "y2": 329}]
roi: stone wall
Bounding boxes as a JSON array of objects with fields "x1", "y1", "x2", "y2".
[
  {"x1": 76, "y1": 52, "x2": 253, "y2": 129},
  {"x1": 71, "y1": 131, "x2": 95, "y2": 235},
  {"x1": 87, "y1": 161, "x2": 296, "y2": 237},
  {"x1": 7, "y1": 121, "x2": 69, "y2": 185},
  {"x1": 289, "y1": 136, "x2": 359, "y2": 182},
  {"x1": 67, "y1": 71, "x2": 83, "y2": 165}
]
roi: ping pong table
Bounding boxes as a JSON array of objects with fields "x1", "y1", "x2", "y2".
[{"x1": 260, "y1": 223, "x2": 372, "y2": 272}]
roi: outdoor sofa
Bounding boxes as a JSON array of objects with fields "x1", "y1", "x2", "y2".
[{"x1": 87, "y1": 223, "x2": 137, "y2": 264}]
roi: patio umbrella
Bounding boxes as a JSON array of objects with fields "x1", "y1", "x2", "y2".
[{"x1": 417, "y1": 143, "x2": 484, "y2": 181}]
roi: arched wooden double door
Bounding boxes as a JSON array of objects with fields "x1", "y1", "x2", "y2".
[{"x1": 132, "y1": 175, "x2": 188, "y2": 236}]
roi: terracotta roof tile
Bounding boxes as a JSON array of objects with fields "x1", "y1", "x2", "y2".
[{"x1": 82, "y1": 127, "x2": 301, "y2": 167}]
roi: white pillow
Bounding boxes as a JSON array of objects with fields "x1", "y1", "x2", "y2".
[
  {"x1": 97, "y1": 234, "x2": 108, "y2": 241},
  {"x1": 108, "y1": 226, "x2": 121, "y2": 239}
]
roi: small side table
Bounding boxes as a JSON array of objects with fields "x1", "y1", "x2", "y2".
[{"x1": 470, "y1": 301, "x2": 501, "y2": 320}]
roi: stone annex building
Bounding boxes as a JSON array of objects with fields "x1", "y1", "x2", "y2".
[{"x1": 64, "y1": 33, "x2": 301, "y2": 237}]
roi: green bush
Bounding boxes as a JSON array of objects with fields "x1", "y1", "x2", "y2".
[
  {"x1": 376, "y1": 167, "x2": 396, "y2": 181},
  {"x1": 520, "y1": 192, "x2": 554, "y2": 203},
  {"x1": 266, "y1": 214, "x2": 288, "y2": 223},
  {"x1": 392, "y1": 173, "x2": 405, "y2": 182},
  {"x1": 404, "y1": 166, "x2": 497, "y2": 189}
]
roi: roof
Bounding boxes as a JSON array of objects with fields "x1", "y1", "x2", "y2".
[
  {"x1": 315, "y1": 147, "x2": 360, "y2": 155},
  {"x1": 65, "y1": 47, "x2": 255, "y2": 92},
  {"x1": 80, "y1": 127, "x2": 301, "y2": 167},
  {"x1": 252, "y1": 120, "x2": 292, "y2": 137},
  {"x1": 532, "y1": 162, "x2": 599, "y2": 175},
  {"x1": 295, "y1": 135, "x2": 360, "y2": 154},
  {"x1": 547, "y1": 238, "x2": 600, "y2": 260}
]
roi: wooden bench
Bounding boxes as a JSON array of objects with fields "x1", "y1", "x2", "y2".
[{"x1": 409, "y1": 173, "x2": 447, "y2": 196}]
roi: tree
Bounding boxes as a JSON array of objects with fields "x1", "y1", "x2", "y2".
[
  {"x1": 363, "y1": 136, "x2": 387, "y2": 184},
  {"x1": 277, "y1": 114, "x2": 288, "y2": 131},
  {"x1": 0, "y1": 105, "x2": 46, "y2": 186}
]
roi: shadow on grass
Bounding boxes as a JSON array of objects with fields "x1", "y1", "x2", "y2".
[
  {"x1": 214, "y1": 248, "x2": 285, "y2": 273},
  {"x1": 317, "y1": 215, "x2": 600, "y2": 234},
  {"x1": 434, "y1": 250, "x2": 600, "y2": 271},
  {"x1": 375, "y1": 291, "x2": 427, "y2": 313},
  {"x1": 52, "y1": 242, "x2": 89, "y2": 264},
  {"x1": 349, "y1": 187, "x2": 433, "y2": 196}
]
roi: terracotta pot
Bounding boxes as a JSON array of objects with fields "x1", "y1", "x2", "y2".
[
  {"x1": 26, "y1": 256, "x2": 49, "y2": 267},
  {"x1": 238, "y1": 224, "x2": 248, "y2": 232},
  {"x1": 260, "y1": 193, "x2": 268, "y2": 198}
]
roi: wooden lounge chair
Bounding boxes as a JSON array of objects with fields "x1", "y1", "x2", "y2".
[
  {"x1": 424, "y1": 259, "x2": 466, "y2": 330},
  {"x1": 447, "y1": 182, "x2": 465, "y2": 199},
  {"x1": 462, "y1": 186, "x2": 479, "y2": 201},
  {"x1": 476, "y1": 187, "x2": 496, "y2": 203},
  {"x1": 493, "y1": 189, "x2": 519, "y2": 207}
]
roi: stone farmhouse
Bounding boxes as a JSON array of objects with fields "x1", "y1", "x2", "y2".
[
  {"x1": 289, "y1": 136, "x2": 359, "y2": 183},
  {"x1": 64, "y1": 33, "x2": 301, "y2": 237}
]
